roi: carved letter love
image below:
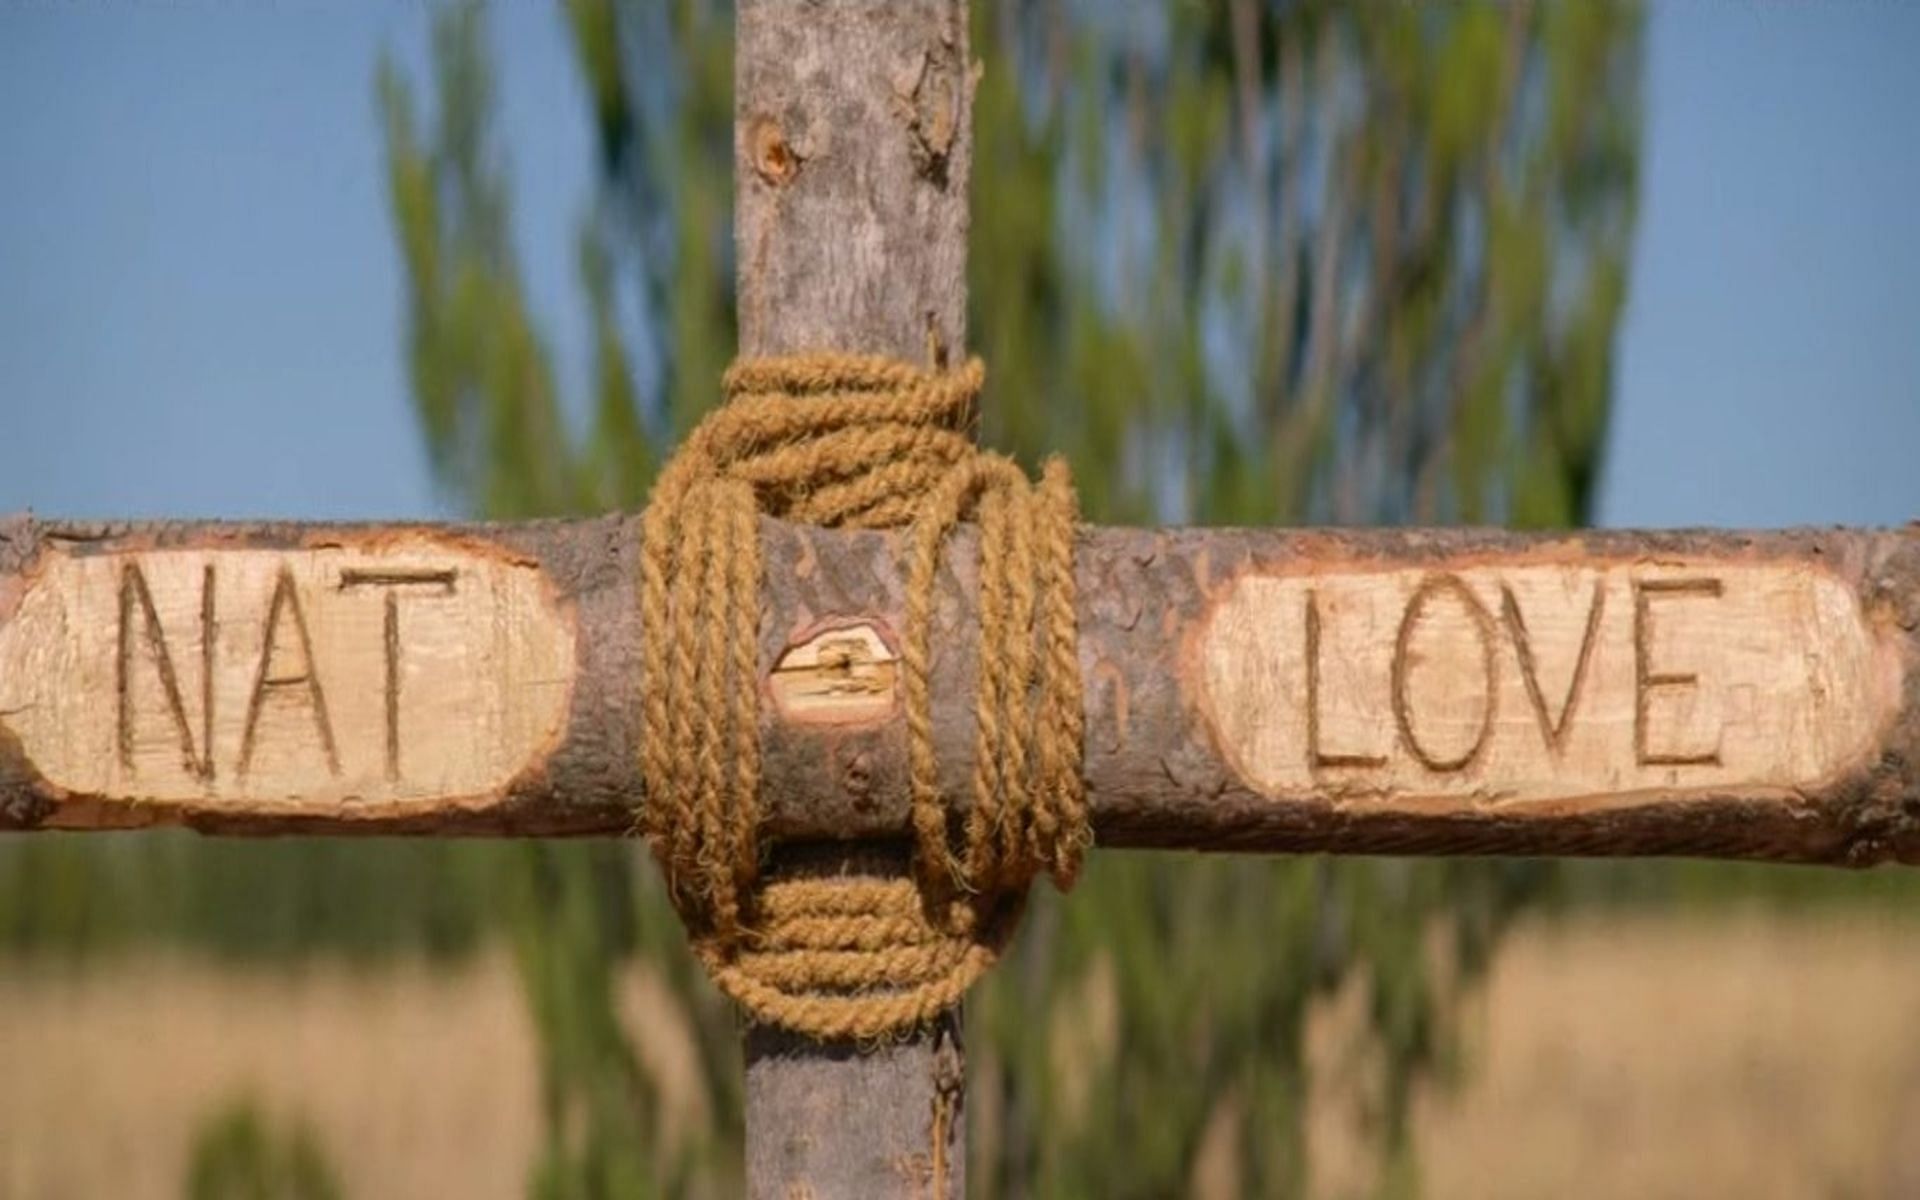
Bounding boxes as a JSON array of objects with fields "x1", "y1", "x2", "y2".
[{"x1": 1198, "y1": 561, "x2": 1898, "y2": 809}]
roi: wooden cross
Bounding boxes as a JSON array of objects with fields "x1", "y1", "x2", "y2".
[{"x1": 2, "y1": 3, "x2": 1915, "y2": 1195}]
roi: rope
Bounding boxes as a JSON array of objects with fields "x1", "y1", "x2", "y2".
[{"x1": 638, "y1": 353, "x2": 1088, "y2": 1041}]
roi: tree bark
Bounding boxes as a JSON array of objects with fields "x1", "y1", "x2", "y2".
[{"x1": 733, "y1": 2, "x2": 973, "y2": 1196}]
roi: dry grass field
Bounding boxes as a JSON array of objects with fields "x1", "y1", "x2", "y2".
[
  {"x1": 0, "y1": 952, "x2": 538, "y2": 1200},
  {"x1": 1418, "y1": 910, "x2": 1920, "y2": 1200},
  {"x1": 3, "y1": 909, "x2": 1919, "y2": 1199}
]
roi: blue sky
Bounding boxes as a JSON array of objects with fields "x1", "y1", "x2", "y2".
[
  {"x1": 1597, "y1": 2, "x2": 1920, "y2": 527},
  {"x1": 1, "y1": 4, "x2": 1916, "y2": 527}
]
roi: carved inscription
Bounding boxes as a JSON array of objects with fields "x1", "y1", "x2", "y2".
[
  {"x1": 338, "y1": 568, "x2": 457, "y2": 780},
  {"x1": 239, "y1": 567, "x2": 340, "y2": 779},
  {"x1": 1633, "y1": 578, "x2": 1723, "y2": 767},
  {"x1": 0, "y1": 540, "x2": 574, "y2": 814},
  {"x1": 1199, "y1": 562, "x2": 1897, "y2": 805},
  {"x1": 117, "y1": 562, "x2": 214, "y2": 780}
]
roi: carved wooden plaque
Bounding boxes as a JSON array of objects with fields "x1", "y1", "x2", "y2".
[
  {"x1": 0, "y1": 537, "x2": 575, "y2": 818},
  {"x1": 1196, "y1": 562, "x2": 1899, "y2": 807}
]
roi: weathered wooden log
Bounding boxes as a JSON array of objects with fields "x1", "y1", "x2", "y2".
[
  {"x1": 4, "y1": 512, "x2": 1919, "y2": 866},
  {"x1": 732, "y1": 0, "x2": 976, "y2": 1193}
]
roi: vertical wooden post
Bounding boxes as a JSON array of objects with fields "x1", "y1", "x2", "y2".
[{"x1": 734, "y1": 1, "x2": 973, "y2": 1196}]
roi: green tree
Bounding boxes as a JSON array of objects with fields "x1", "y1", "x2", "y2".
[
  {"x1": 963, "y1": 5, "x2": 1641, "y2": 1193},
  {"x1": 185, "y1": 1098, "x2": 342, "y2": 1200},
  {"x1": 378, "y1": 8, "x2": 741, "y2": 1194},
  {"x1": 377, "y1": 2, "x2": 1641, "y2": 1195}
]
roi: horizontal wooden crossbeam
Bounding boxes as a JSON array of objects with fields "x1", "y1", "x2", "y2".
[{"x1": 2, "y1": 512, "x2": 1917, "y2": 865}]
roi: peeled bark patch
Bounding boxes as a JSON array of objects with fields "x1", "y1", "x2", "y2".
[
  {"x1": 1196, "y1": 560, "x2": 1899, "y2": 809},
  {"x1": 769, "y1": 621, "x2": 900, "y2": 726},
  {"x1": 0, "y1": 537, "x2": 575, "y2": 821}
]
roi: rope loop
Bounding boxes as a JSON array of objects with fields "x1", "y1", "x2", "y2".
[{"x1": 638, "y1": 353, "x2": 1088, "y2": 1040}]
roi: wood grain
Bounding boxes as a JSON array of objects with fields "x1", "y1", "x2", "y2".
[
  {"x1": 0, "y1": 535, "x2": 572, "y2": 818},
  {"x1": 1197, "y1": 561, "x2": 1894, "y2": 807}
]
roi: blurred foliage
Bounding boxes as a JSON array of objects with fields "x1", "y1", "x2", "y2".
[
  {"x1": 1568, "y1": 858, "x2": 1920, "y2": 914},
  {"x1": 0, "y1": 835, "x2": 489, "y2": 963},
  {"x1": 960, "y1": 4, "x2": 1641, "y2": 1191},
  {"x1": 972, "y1": 1, "x2": 1640, "y2": 532},
  {"x1": 371, "y1": 2, "x2": 1644, "y2": 1197},
  {"x1": 184, "y1": 1098, "x2": 343, "y2": 1200},
  {"x1": 379, "y1": 7, "x2": 744, "y2": 1196}
]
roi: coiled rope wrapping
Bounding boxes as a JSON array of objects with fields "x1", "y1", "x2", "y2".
[{"x1": 638, "y1": 353, "x2": 1089, "y2": 1041}]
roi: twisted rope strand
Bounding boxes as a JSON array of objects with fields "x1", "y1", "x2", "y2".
[
  {"x1": 1031, "y1": 460, "x2": 1079, "y2": 885},
  {"x1": 638, "y1": 354, "x2": 1086, "y2": 1040}
]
